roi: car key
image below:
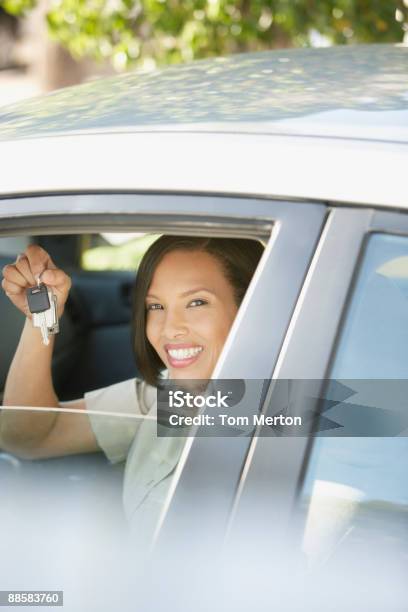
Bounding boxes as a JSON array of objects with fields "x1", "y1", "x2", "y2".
[
  {"x1": 26, "y1": 281, "x2": 59, "y2": 346},
  {"x1": 26, "y1": 282, "x2": 50, "y2": 345}
]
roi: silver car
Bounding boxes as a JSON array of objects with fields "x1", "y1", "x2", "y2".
[{"x1": 0, "y1": 44, "x2": 407, "y2": 611}]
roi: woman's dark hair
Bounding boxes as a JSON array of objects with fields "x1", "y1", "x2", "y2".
[{"x1": 132, "y1": 235, "x2": 264, "y2": 386}]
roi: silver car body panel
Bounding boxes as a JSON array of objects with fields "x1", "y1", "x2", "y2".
[{"x1": 0, "y1": 132, "x2": 406, "y2": 209}]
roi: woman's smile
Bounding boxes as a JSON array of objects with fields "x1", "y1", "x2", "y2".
[{"x1": 165, "y1": 343, "x2": 204, "y2": 368}]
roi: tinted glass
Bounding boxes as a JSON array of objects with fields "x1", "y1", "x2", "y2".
[{"x1": 301, "y1": 233, "x2": 408, "y2": 573}]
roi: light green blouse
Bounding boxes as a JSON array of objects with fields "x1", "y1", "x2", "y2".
[{"x1": 85, "y1": 378, "x2": 186, "y2": 545}]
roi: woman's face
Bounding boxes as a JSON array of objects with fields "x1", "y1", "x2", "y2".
[{"x1": 145, "y1": 249, "x2": 239, "y2": 380}]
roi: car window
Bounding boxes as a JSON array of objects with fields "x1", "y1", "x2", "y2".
[
  {"x1": 330, "y1": 233, "x2": 408, "y2": 378},
  {"x1": 300, "y1": 232, "x2": 408, "y2": 568}
]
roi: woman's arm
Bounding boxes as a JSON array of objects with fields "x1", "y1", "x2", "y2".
[
  {"x1": 1, "y1": 321, "x2": 98, "y2": 458},
  {"x1": 0, "y1": 245, "x2": 99, "y2": 459}
]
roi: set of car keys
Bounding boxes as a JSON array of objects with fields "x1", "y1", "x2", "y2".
[{"x1": 26, "y1": 277, "x2": 59, "y2": 346}]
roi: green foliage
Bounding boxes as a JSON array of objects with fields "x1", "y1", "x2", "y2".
[
  {"x1": 1, "y1": 0, "x2": 407, "y2": 70},
  {"x1": 82, "y1": 234, "x2": 160, "y2": 271},
  {"x1": 1, "y1": 0, "x2": 36, "y2": 15}
]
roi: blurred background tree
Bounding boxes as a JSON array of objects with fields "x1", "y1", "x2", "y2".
[{"x1": 1, "y1": 0, "x2": 407, "y2": 71}]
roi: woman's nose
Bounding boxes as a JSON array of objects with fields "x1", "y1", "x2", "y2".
[{"x1": 162, "y1": 307, "x2": 188, "y2": 338}]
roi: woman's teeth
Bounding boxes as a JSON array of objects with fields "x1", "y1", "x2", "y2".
[{"x1": 168, "y1": 347, "x2": 203, "y2": 360}]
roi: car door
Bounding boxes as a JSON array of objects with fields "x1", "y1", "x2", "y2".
[{"x1": 0, "y1": 193, "x2": 326, "y2": 561}]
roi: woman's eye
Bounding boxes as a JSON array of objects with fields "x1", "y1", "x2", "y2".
[
  {"x1": 146, "y1": 303, "x2": 163, "y2": 311},
  {"x1": 188, "y1": 299, "x2": 207, "y2": 308}
]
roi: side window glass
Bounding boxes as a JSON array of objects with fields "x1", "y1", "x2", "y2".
[
  {"x1": 331, "y1": 233, "x2": 408, "y2": 378},
  {"x1": 301, "y1": 233, "x2": 408, "y2": 569}
]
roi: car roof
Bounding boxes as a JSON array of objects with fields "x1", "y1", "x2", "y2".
[{"x1": 0, "y1": 44, "x2": 407, "y2": 144}]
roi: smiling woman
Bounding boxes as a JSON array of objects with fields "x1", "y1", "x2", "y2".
[{"x1": 0, "y1": 233, "x2": 264, "y2": 546}]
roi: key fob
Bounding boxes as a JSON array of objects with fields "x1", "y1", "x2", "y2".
[{"x1": 26, "y1": 283, "x2": 51, "y2": 314}]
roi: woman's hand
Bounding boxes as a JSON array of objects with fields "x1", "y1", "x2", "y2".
[{"x1": 1, "y1": 245, "x2": 71, "y2": 318}]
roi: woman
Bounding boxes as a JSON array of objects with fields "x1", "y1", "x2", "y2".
[{"x1": 0, "y1": 235, "x2": 263, "y2": 540}]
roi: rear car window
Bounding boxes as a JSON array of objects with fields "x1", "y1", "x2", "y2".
[{"x1": 300, "y1": 232, "x2": 408, "y2": 567}]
